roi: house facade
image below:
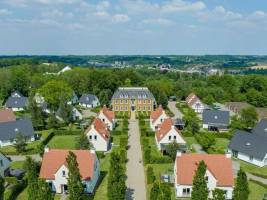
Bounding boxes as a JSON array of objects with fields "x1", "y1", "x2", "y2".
[
  {"x1": 186, "y1": 93, "x2": 204, "y2": 114},
  {"x1": 155, "y1": 118, "x2": 186, "y2": 150},
  {"x1": 79, "y1": 94, "x2": 100, "y2": 108},
  {"x1": 85, "y1": 118, "x2": 110, "y2": 152},
  {"x1": 5, "y1": 91, "x2": 28, "y2": 111},
  {"x1": 111, "y1": 87, "x2": 155, "y2": 112},
  {"x1": 228, "y1": 119, "x2": 267, "y2": 167},
  {"x1": 174, "y1": 153, "x2": 234, "y2": 199},
  {"x1": 40, "y1": 149, "x2": 100, "y2": 194},
  {"x1": 202, "y1": 110, "x2": 230, "y2": 131},
  {"x1": 0, "y1": 152, "x2": 11, "y2": 177},
  {"x1": 150, "y1": 105, "x2": 168, "y2": 131},
  {"x1": 98, "y1": 106, "x2": 115, "y2": 130}
]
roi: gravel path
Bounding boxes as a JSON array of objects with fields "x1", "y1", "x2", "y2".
[
  {"x1": 168, "y1": 101, "x2": 183, "y2": 119},
  {"x1": 126, "y1": 119, "x2": 147, "y2": 200}
]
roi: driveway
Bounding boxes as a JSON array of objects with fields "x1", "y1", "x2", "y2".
[
  {"x1": 81, "y1": 109, "x2": 97, "y2": 118},
  {"x1": 8, "y1": 154, "x2": 42, "y2": 162},
  {"x1": 168, "y1": 101, "x2": 183, "y2": 119},
  {"x1": 126, "y1": 119, "x2": 147, "y2": 200}
]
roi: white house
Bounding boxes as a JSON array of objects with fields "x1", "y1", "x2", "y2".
[
  {"x1": 72, "y1": 107, "x2": 83, "y2": 121},
  {"x1": 150, "y1": 105, "x2": 168, "y2": 131},
  {"x1": 40, "y1": 148, "x2": 100, "y2": 194},
  {"x1": 186, "y1": 93, "x2": 204, "y2": 114},
  {"x1": 85, "y1": 118, "x2": 110, "y2": 152},
  {"x1": 97, "y1": 106, "x2": 115, "y2": 130},
  {"x1": 155, "y1": 118, "x2": 186, "y2": 150},
  {"x1": 79, "y1": 94, "x2": 100, "y2": 108},
  {"x1": 228, "y1": 119, "x2": 267, "y2": 167},
  {"x1": 0, "y1": 152, "x2": 11, "y2": 177},
  {"x1": 5, "y1": 91, "x2": 28, "y2": 112},
  {"x1": 174, "y1": 153, "x2": 234, "y2": 199}
]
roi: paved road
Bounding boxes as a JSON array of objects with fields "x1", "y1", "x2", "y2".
[
  {"x1": 126, "y1": 119, "x2": 147, "y2": 200},
  {"x1": 8, "y1": 154, "x2": 42, "y2": 162},
  {"x1": 168, "y1": 101, "x2": 183, "y2": 119}
]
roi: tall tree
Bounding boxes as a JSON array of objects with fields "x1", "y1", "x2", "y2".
[
  {"x1": 76, "y1": 134, "x2": 92, "y2": 150},
  {"x1": 25, "y1": 156, "x2": 39, "y2": 200},
  {"x1": 165, "y1": 141, "x2": 183, "y2": 161},
  {"x1": 191, "y1": 160, "x2": 209, "y2": 200},
  {"x1": 14, "y1": 133, "x2": 27, "y2": 153},
  {"x1": 58, "y1": 99, "x2": 73, "y2": 124},
  {"x1": 66, "y1": 151, "x2": 84, "y2": 200},
  {"x1": 0, "y1": 176, "x2": 4, "y2": 200},
  {"x1": 28, "y1": 95, "x2": 45, "y2": 130},
  {"x1": 233, "y1": 168, "x2": 249, "y2": 200},
  {"x1": 46, "y1": 113, "x2": 58, "y2": 129},
  {"x1": 36, "y1": 179, "x2": 54, "y2": 200},
  {"x1": 241, "y1": 107, "x2": 258, "y2": 129}
]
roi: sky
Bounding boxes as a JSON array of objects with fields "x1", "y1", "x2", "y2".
[{"x1": 0, "y1": 0, "x2": 267, "y2": 55}]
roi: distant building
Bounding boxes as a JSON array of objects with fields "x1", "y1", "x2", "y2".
[
  {"x1": 150, "y1": 105, "x2": 168, "y2": 131},
  {"x1": 185, "y1": 93, "x2": 204, "y2": 114},
  {"x1": 79, "y1": 94, "x2": 100, "y2": 108},
  {"x1": 228, "y1": 119, "x2": 267, "y2": 167},
  {"x1": 202, "y1": 110, "x2": 230, "y2": 131},
  {"x1": 174, "y1": 153, "x2": 234, "y2": 199},
  {"x1": 111, "y1": 87, "x2": 155, "y2": 112},
  {"x1": 85, "y1": 118, "x2": 110, "y2": 152},
  {"x1": 40, "y1": 149, "x2": 100, "y2": 194},
  {"x1": 57, "y1": 66, "x2": 72, "y2": 75},
  {"x1": 155, "y1": 118, "x2": 186, "y2": 151},
  {"x1": 225, "y1": 102, "x2": 252, "y2": 116},
  {"x1": 97, "y1": 106, "x2": 115, "y2": 131},
  {"x1": 0, "y1": 109, "x2": 16, "y2": 123},
  {"x1": 5, "y1": 91, "x2": 28, "y2": 111}
]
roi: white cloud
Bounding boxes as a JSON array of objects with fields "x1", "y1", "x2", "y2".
[
  {"x1": 248, "y1": 10, "x2": 266, "y2": 20},
  {"x1": 161, "y1": 0, "x2": 206, "y2": 13},
  {"x1": 112, "y1": 14, "x2": 130, "y2": 23},
  {"x1": 143, "y1": 18, "x2": 174, "y2": 26},
  {"x1": 0, "y1": 9, "x2": 12, "y2": 16},
  {"x1": 42, "y1": 9, "x2": 73, "y2": 18}
]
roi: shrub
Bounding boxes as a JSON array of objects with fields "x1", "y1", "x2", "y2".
[
  {"x1": 195, "y1": 133, "x2": 216, "y2": 151},
  {"x1": 144, "y1": 148, "x2": 151, "y2": 164},
  {"x1": 147, "y1": 166, "x2": 155, "y2": 184},
  {"x1": 142, "y1": 138, "x2": 149, "y2": 147},
  {"x1": 120, "y1": 149, "x2": 127, "y2": 163}
]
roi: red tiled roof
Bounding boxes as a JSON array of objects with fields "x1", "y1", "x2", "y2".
[
  {"x1": 100, "y1": 105, "x2": 115, "y2": 123},
  {"x1": 150, "y1": 105, "x2": 163, "y2": 123},
  {"x1": 40, "y1": 149, "x2": 96, "y2": 180},
  {"x1": 186, "y1": 93, "x2": 200, "y2": 107},
  {"x1": 156, "y1": 118, "x2": 182, "y2": 142},
  {"x1": 0, "y1": 109, "x2": 16, "y2": 123},
  {"x1": 176, "y1": 154, "x2": 234, "y2": 187},
  {"x1": 86, "y1": 118, "x2": 110, "y2": 141}
]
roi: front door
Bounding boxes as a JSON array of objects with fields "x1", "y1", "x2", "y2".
[
  {"x1": 61, "y1": 184, "x2": 68, "y2": 193},
  {"x1": 131, "y1": 106, "x2": 135, "y2": 111}
]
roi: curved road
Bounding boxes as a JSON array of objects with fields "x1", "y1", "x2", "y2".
[
  {"x1": 168, "y1": 101, "x2": 183, "y2": 119},
  {"x1": 126, "y1": 119, "x2": 147, "y2": 200}
]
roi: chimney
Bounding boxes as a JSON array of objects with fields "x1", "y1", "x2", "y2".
[
  {"x1": 176, "y1": 151, "x2": 182, "y2": 157},
  {"x1": 225, "y1": 152, "x2": 231, "y2": 159},
  {"x1": 90, "y1": 149, "x2": 95, "y2": 154},
  {"x1": 44, "y1": 146, "x2": 50, "y2": 153}
]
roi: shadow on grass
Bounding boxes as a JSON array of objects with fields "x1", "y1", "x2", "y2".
[{"x1": 86, "y1": 171, "x2": 108, "y2": 199}]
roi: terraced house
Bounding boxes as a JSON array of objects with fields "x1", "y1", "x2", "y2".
[{"x1": 111, "y1": 87, "x2": 155, "y2": 112}]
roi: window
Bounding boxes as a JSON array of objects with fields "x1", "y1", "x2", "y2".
[
  {"x1": 148, "y1": 100, "x2": 151, "y2": 104},
  {"x1": 115, "y1": 106, "x2": 118, "y2": 111},
  {"x1": 148, "y1": 106, "x2": 151, "y2": 111},
  {"x1": 182, "y1": 188, "x2": 190, "y2": 196},
  {"x1": 102, "y1": 119, "x2": 105, "y2": 122},
  {"x1": 249, "y1": 156, "x2": 253, "y2": 161},
  {"x1": 62, "y1": 170, "x2": 66, "y2": 177},
  {"x1": 125, "y1": 100, "x2": 128, "y2": 104},
  {"x1": 115, "y1": 100, "x2": 118, "y2": 104},
  {"x1": 89, "y1": 135, "x2": 92, "y2": 140},
  {"x1": 205, "y1": 176, "x2": 209, "y2": 181},
  {"x1": 138, "y1": 99, "x2": 142, "y2": 104},
  {"x1": 174, "y1": 136, "x2": 176, "y2": 140},
  {"x1": 94, "y1": 135, "x2": 97, "y2": 140},
  {"x1": 169, "y1": 136, "x2": 171, "y2": 141},
  {"x1": 0, "y1": 160, "x2": 3, "y2": 167},
  {"x1": 120, "y1": 100, "x2": 123, "y2": 104},
  {"x1": 143, "y1": 100, "x2": 146, "y2": 104}
]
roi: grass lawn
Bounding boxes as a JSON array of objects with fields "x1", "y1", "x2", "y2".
[
  {"x1": 16, "y1": 187, "x2": 60, "y2": 200},
  {"x1": 249, "y1": 180, "x2": 267, "y2": 200},
  {"x1": 235, "y1": 159, "x2": 267, "y2": 177},
  {"x1": 10, "y1": 161, "x2": 25, "y2": 169},
  {"x1": 48, "y1": 135, "x2": 78, "y2": 149},
  {"x1": 209, "y1": 138, "x2": 230, "y2": 154}
]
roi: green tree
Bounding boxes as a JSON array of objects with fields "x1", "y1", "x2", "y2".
[
  {"x1": 233, "y1": 168, "x2": 249, "y2": 200},
  {"x1": 241, "y1": 107, "x2": 258, "y2": 129},
  {"x1": 191, "y1": 160, "x2": 209, "y2": 200},
  {"x1": 58, "y1": 99, "x2": 73, "y2": 124},
  {"x1": 76, "y1": 134, "x2": 92, "y2": 150},
  {"x1": 212, "y1": 188, "x2": 225, "y2": 200},
  {"x1": 150, "y1": 181, "x2": 160, "y2": 200},
  {"x1": 39, "y1": 80, "x2": 72, "y2": 110},
  {"x1": 25, "y1": 157, "x2": 39, "y2": 200},
  {"x1": 28, "y1": 95, "x2": 45, "y2": 130},
  {"x1": 46, "y1": 113, "x2": 58, "y2": 129},
  {"x1": 66, "y1": 151, "x2": 84, "y2": 200},
  {"x1": 0, "y1": 176, "x2": 4, "y2": 200},
  {"x1": 36, "y1": 179, "x2": 54, "y2": 200},
  {"x1": 183, "y1": 109, "x2": 200, "y2": 135},
  {"x1": 195, "y1": 133, "x2": 215, "y2": 151},
  {"x1": 14, "y1": 133, "x2": 27, "y2": 153},
  {"x1": 165, "y1": 141, "x2": 183, "y2": 161}
]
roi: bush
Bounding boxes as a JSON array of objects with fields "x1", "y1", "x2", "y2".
[
  {"x1": 4, "y1": 177, "x2": 18, "y2": 185},
  {"x1": 195, "y1": 132, "x2": 216, "y2": 151},
  {"x1": 147, "y1": 166, "x2": 155, "y2": 184},
  {"x1": 120, "y1": 137, "x2": 128, "y2": 149},
  {"x1": 96, "y1": 152, "x2": 105, "y2": 159},
  {"x1": 145, "y1": 131, "x2": 155, "y2": 137},
  {"x1": 120, "y1": 149, "x2": 127, "y2": 163},
  {"x1": 144, "y1": 148, "x2": 151, "y2": 164},
  {"x1": 142, "y1": 138, "x2": 149, "y2": 147},
  {"x1": 181, "y1": 129, "x2": 193, "y2": 137}
]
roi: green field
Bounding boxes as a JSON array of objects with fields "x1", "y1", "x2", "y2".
[{"x1": 48, "y1": 135, "x2": 78, "y2": 149}]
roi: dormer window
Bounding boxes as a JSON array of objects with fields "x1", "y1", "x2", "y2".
[
  {"x1": 214, "y1": 116, "x2": 218, "y2": 119},
  {"x1": 15, "y1": 128, "x2": 19, "y2": 132},
  {"x1": 205, "y1": 176, "x2": 208, "y2": 181},
  {"x1": 62, "y1": 170, "x2": 66, "y2": 177}
]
